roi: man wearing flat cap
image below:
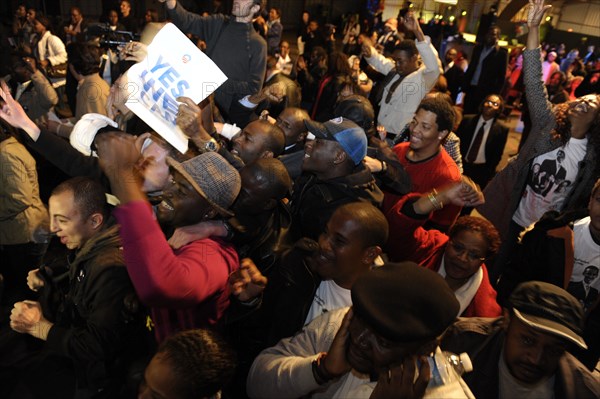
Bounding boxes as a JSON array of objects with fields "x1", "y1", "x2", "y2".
[
  {"x1": 290, "y1": 117, "x2": 383, "y2": 240},
  {"x1": 442, "y1": 281, "x2": 600, "y2": 399},
  {"x1": 96, "y1": 133, "x2": 241, "y2": 343},
  {"x1": 247, "y1": 262, "x2": 473, "y2": 398}
]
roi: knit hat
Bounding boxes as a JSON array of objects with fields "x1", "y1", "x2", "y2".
[
  {"x1": 351, "y1": 262, "x2": 459, "y2": 342},
  {"x1": 304, "y1": 117, "x2": 367, "y2": 165},
  {"x1": 508, "y1": 281, "x2": 587, "y2": 349},
  {"x1": 167, "y1": 153, "x2": 241, "y2": 217},
  {"x1": 70, "y1": 113, "x2": 119, "y2": 156}
]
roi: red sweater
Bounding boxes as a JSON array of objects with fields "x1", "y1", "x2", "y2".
[
  {"x1": 386, "y1": 193, "x2": 501, "y2": 318},
  {"x1": 383, "y1": 143, "x2": 462, "y2": 230},
  {"x1": 114, "y1": 201, "x2": 239, "y2": 342}
]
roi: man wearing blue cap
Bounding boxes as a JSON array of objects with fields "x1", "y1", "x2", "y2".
[{"x1": 290, "y1": 117, "x2": 384, "y2": 240}]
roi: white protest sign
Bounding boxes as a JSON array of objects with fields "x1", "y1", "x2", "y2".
[{"x1": 126, "y1": 23, "x2": 227, "y2": 153}]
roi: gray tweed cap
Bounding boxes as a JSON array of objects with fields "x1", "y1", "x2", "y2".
[{"x1": 167, "y1": 152, "x2": 241, "y2": 217}]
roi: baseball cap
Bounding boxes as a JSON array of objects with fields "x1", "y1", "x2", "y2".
[
  {"x1": 167, "y1": 152, "x2": 241, "y2": 217},
  {"x1": 508, "y1": 281, "x2": 587, "y2": 349},
  {"x1": 351, "y1": 262, "x2": 459, "y2": 342},
  {"x1": 304, "y1": 117, "x2": 367, "y2": 165}
]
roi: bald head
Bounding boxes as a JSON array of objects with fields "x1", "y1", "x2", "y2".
[
  {"x1": 333, "y1": 202, "x2": 389, "y2": 247},
  {"x1": 276, "y1": 107, "x2": 310, "y2": 146},
  {"x1": 234, "y1": 158, "x2": 292, "y2": 214},
  {"x1": 232, "y1": 120, "x2": 286, "y2": 164}
]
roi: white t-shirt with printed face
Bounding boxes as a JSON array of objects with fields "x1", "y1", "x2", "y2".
[
  {"x1": 513, "y1": 137, "x2": 587, "y2": 228},
  {"x1": 567, "y1": 217, "x2": 600, "y2": 311}
]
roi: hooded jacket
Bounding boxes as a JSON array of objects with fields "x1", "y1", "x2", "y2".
[{"x1": 42, "y1": 222, "x2": 145, "y2": 395}]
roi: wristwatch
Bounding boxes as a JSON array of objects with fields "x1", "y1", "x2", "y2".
[{"x1": 201, "y1": 138, "x2": 219, "y2": 153}]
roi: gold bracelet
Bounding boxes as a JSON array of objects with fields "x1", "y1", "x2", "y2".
[{"x1": 427, "y1": 189, "x2": 444, "y2": 210}]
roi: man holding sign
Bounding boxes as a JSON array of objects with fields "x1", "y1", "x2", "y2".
[{"x1": 161, "y1": 0, "x2": 267, "y2": 118}]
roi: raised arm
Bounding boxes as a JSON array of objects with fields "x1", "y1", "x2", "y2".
[
  {"x1": 526, "y1": 0, "x2": 552, "y2": 51},
  {"x1": 523, "y1": 0, "x2": 555, "y2": 133},
  {"x1": 402, "y1": 12, "x2": 442, "y2": 85}
]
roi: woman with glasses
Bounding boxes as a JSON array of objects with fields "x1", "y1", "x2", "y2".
[{"x1": 385, "y1": 177, "x2": 502, "y2": 317}]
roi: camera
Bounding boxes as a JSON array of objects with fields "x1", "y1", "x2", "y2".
[{"x1": 85, "y1": 23, "x2": 140, "y2": 49}]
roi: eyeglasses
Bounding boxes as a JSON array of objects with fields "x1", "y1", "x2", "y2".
[
  {"x1": 485, "y1": 100, "x2": 500, "y2": 107},
  {"x1": 448, "y1": 240, "x2": 486, "y2": 262}
]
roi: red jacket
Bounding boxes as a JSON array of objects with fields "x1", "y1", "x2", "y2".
[{"x1": 386, "y1": 193, "x2": 501, "y2": 317}]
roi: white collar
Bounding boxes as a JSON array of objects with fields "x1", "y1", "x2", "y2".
[{"x1": 439, "y1": 255, "x2": 483, "y2": 316}]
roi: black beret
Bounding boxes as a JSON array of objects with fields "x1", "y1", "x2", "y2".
[{"x1": 351, "y1": 262, "x2": 459, "y2": 342}]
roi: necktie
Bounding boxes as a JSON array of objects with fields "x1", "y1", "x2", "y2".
[
  {"x1": 466, "y1": 121, "x2": 486, "y2": 163},
  {"x1": 385, "y1": 73, "x2": 404, "y2": 104}
]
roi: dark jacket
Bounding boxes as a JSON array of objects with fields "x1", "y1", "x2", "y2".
[
  {"x1": 444, "y1": 63, "x2": 465, "y2": 103},
  {"x1": 167, "y1": 4, "x2": 267, "y2": 116},
  {"x1": 442, "y1": 317, "x2": 600, "y2": 399},
  {"x1": 223, "y1": 238, "x2": 319, "y2": 398},
  {"x1": 226, "y1": 238, "x2": 320, "y2": 353},
  {"x1": 230, "y1": 200, "x2": 294, "y2": 274},
  {"x1": 21, "y1": 129, "x2": 104, "y2": 182},
  {"x1": 498, "y1": 209, "x2": 600, "y2": 371},
  {"x1": 498, "y1": 209, "x2": 589, "y2": 305},
  {"x1": 457, "y1": 114, "x2": 509, "y2": 187},
  {"x1": 41, "y1": 223, "x2": 146, "y2": 396},
  {"x1": 297, "y1": 63, "x2": 326, "y2": 106},
  {"x1": 263, "y1": 72, "x2": 302, "y2": 118},
  {"x1": 290, "y1": 164, "x2": 384, "y2": 240},
  {"x1": 464, "y1": 44, "x2": 508, "y2": 95}
]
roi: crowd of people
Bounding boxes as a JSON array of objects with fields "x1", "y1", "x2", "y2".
[{"x1": 0, "y1": 0, "x2": 599, "y2": 398}]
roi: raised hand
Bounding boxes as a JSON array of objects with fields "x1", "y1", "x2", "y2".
[
  {"x1": 441, "y1": 176, "x2": 485, "y2": 207},
  {"x1": 96, "y1": 132, "x2": 144, "y2": 181},
  {"x1": 176, "y1": 96, "x2": 202, "y2": 137},
  {"x1": 401, "y1": 12, "x2": 419, "y2": 32},
  {"x1": 264, "y1": 81, "x2": 286, "y2": 103},
  {"x1": 360, "y1": 34, "x2": 373, "y2": 58},
  {"x1": 401, "y1": 12, "x2": 425, "y2": 41},
  {"x1": 0, "y1": 80, "x2": 41, "y2": 140},
  {"x1": 527, "y1": 0, "x2": 552, "y2": 28},
  {"x1": 0, "y1": 80, "x2": 30, "y2": 129},
  {"x1": 228, "y1": 258, "x2": 268, "y2": 302}
]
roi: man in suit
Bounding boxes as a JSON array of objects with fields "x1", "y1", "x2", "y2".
[
  {"x1": 462, "y1": 26, "x2": 508, "y2": 114},
  {"x1": 568, "y1": 266, "x2": 599, "y2": 310},
  {"x1": 443, "y1": 47, "x2": 466, "y2": 103},
  {"x1": 538, "y1": 149, "x2": 567, "y2": 196},
  {"x1": 457, "y1": 94, "x2": 509, "y2": 188}
]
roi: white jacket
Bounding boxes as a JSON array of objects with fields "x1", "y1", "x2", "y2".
[
  {"x1": 36, "y1": 31, "x2": 68, "y2": 87},
  {"x1": 366, "y1": 36, "x2": 442, "y2": 134},
  {"x1": 247, "y1": 308, "x2": 472, "y2": 399}
]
